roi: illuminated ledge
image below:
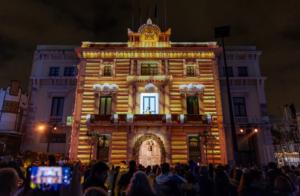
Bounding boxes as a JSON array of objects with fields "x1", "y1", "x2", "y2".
[
  {"x1": 81, "y1": 42, "x2": 218, "y2": 48},
  {"x1": 81, "y1": 51, "x2": 215, "y2": 59},
  {"x1": 86, "y1": 114, "x2": 214, "y2": 126},
  {"x1": 126, "y1": 75, "x2": 172, "y2": 84}
]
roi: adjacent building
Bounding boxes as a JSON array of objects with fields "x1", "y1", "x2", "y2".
[
  {"x1": 22, "y1": 45, "x2": 78, "y2": 155},
  {"x1": 23, "y1": 20, "x2": 274, "y2": 165},
  {"x1": 0, "y1": 81, "x2": 28, "y2": 155},
  {"x1": 219, "y1": 46, "x2": 274, "y2": 165}
]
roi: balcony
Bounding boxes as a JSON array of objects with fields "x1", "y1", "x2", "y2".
[
  {"x1": 87, "y1": 114, "x2": 213, "y2": 127},
  {"x1": 49, "y1": 116, "x2": 63, "y2": 123},
  {"x1": 234, "y1": 116, "x2": 269, "y2": 125}
]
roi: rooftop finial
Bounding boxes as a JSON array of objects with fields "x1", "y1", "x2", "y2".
[{"x1": 147, "y1": 18, "x2": 152, "y2": 25}]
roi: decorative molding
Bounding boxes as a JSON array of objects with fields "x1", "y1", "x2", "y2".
[
  {"x1": 144, "y1": 83, "x2": 157, "y2": 92},
  {"x1": 127, "y1": 75, "x2": 172, "y2": 84},
  {"x1": 93, "y1": 83, "x2": 119, "y2": 94},
  {"x1": 179, "y1": 84, "x2": 205, "y2": 95}
]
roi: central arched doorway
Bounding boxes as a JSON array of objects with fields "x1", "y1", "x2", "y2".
[
  {"x1": 133, "y1": 134, "x2": 166, "y2": 166},
  {"x1": 139, "y1": 139, "x2": 161, "y2": 166}
]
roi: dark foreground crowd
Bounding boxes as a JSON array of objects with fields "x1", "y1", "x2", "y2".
[{"x1": 0, "y1": 156, "x2": 300, "y2": 196}]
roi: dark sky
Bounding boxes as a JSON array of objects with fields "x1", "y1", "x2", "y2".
[{"x1": 0, "y1": 0, "x2": 300, "y2": 116}]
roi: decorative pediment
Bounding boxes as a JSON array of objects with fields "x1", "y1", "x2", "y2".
[
  {"x1": 93, "y1": 83, "x2": 119, "y2": 94},
  {"x1": 128, "y1": 18, "x2": 171, "y2": 48},
  {"x1": 179, "y1": 84, "x2": 205, "y2": 94},
  {"x1": 144, "y1": 83, "x2": 157, "y2": 92}
]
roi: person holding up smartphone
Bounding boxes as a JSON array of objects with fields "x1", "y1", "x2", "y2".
[{"x1": 83, "y1": 161, "x2": 109, "y2": 192}]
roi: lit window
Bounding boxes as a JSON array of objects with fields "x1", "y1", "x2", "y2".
[
  {"x1": 103, "y1": 66, "x2": 112, "y2": 76},
  {"x1": 140, "y1": 93, "x2": 159, "y2": 114},
  {"x1": 49, "y1": 67, "x2": 60, "y2": 76},
  {"x1": 186, "y1": 66, "x2": 196, "y2": 76},
  {"x1": 186, "y1": 96, "x2": 199, "y2": 115},
  {"x1": 233, "y1": 97, "x2": 247, "y2": 116},
  {"x1": 99, "y1": 96, "x2": 112, "y2": 115},
  {"x1": 238, "y1": 66, "x2": 248, "y2": 77},
  {"x1": 64, "y1": 66, "x2": 76, "y2": 76},
  {"x1": 141, "y1": 63, "x2": 158, "y2": 75}
]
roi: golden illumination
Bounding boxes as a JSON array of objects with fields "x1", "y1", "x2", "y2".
[
  {"x1": 254, "y1": 128, "x2": 258, "y2": 133},
  {"x1": 82, "y1": 51, "x2": 215, "y2": 59},
  {"x1": 240, "y1": 128, "x2": 244, "y2": 133},
  {"x1": 72, "y1": 20, "x2": 226, "y2": 165},
  {"x1": 37, "y1": 124, "x2": 46, "y2": 132}
]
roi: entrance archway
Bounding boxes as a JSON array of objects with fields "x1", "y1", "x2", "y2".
[
  {"x1": 139, "y1": 139, "x2": 161, "y2": 166},
  {"x1": 133, "y1": 134, "x2": 166, "y2": 166}
]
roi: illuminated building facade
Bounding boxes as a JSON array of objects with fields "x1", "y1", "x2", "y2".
[
  {"x1": 219, "y1": 46, "x2": 274, "y2": 165},
  {"x1": 23, "y1": 45, "x2": 78, "y2": 154},
  {"x1": 24, "y1": 20, "x2": 274, "y2": 166},
  {"x1": 69, "y1": 19, "x2": 227, "y2": 165}
]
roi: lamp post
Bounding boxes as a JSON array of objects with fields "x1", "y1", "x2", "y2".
[
  {"x1": 238, "y1": 126, "x2": 259, "y2": 164},
  {"x1": 36, "y1": 123, "x2": 57, "y2": 153},
  {"x1": 215, "y1": 26, "x2": 239, "y2": 165}
]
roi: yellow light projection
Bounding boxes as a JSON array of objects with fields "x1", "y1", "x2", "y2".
[
  {"x1": 82, "y1": 51, "x2": 215, "y2": 59},
  {"x1": 71, "y1": 19, "x2": 227, "y2": 166}
]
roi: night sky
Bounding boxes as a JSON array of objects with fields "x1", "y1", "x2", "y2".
[{"x1": 0, "y1": 0, "x2": 300, "y2": 116}]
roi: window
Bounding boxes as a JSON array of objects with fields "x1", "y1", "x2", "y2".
[
  {"x1": 143, "y1": 96, "x2": 156, "y2": 114},
  {"x1": 99, "y1": 96, "x2": 112, "y2": 115},
  {"x1": 64, "y1": 66, "x2": 76, "y2": 76},
  {"x1": 141, "y1": 63, "x2": 158, "y2": 75},
  {"x1": 2, "y1": 101, "x2": 19, "y2": 113},
  {"x1": 223, "y1": 66, "x2": 233, "y2": 77},
  {"x1": 233, "y1": 97, "x2": 247, "y2": 116},
  {"x1": 186, "y1": 66, "x2": 196, "y2": 76},
  {"x1": 238, "y1": 66, "x2": 248, "y2": 77},
  {"x1": 140, "y1": 93, "x2": 159, "y2": 114},
  {"x1": 188, "y1": 135, "x2": 201, "y2": 162},
  {"x1": 50, "y1": 97, "x2": 64, "y2": 117},
  {"x1": 49, "y1": 67, "x2": 60, "y2": 76},
  {"x1": 186, "y1": 96, "x2": 199, "y2": 115},
  {"x1": 103, "y1": 66, "x2": 112, "y2": 76}
]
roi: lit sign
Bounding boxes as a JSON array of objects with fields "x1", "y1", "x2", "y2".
[{"x1": 66, "y1": 116, "x2": 73, "y2": 126}]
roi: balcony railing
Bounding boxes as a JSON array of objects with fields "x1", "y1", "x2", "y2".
[
  {"x1": 49, "y1": 116, "x2": 63, "y2": 123},
  {"x1": 234, "y1": 116, "x2": 269, "y2": 124},
  {"x1": 87, "y1": 114, "x2": 213, "y2": 126}
]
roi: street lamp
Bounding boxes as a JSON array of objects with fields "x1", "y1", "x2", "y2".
[
  {"x1": 238, "y1": 126, "x2": 259, "y2": 165},
  {"x1": 35, "y1": 123, "x2": 57, "y2": 153},
  {"x1": 37, "y1": 124, "x2": 46, "y2": 132}
]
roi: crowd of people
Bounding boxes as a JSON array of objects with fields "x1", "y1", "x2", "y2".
[{"x1": 0, "y1": 155, "x2": 300, "y2": 196}]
